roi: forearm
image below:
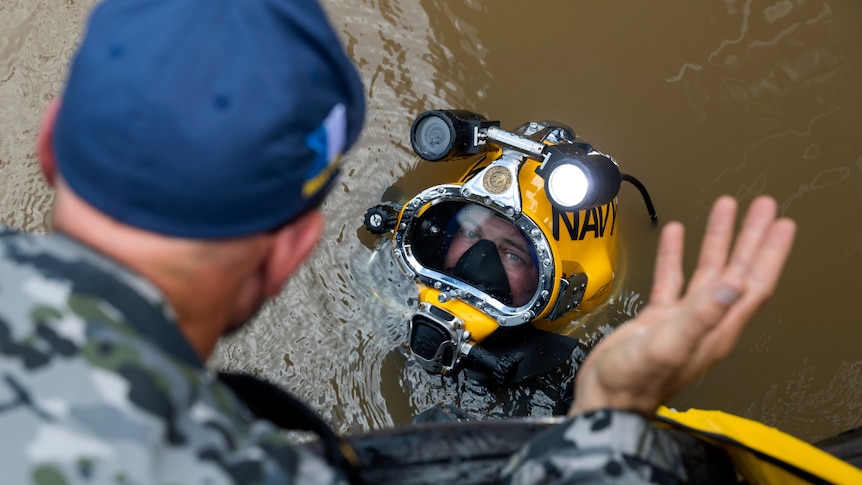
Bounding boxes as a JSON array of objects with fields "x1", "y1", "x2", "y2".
[{"x1": 500, "y1": 409, "x2": 687, "y2": 484}]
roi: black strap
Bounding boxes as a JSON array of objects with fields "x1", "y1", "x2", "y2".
[{"x1": 217, "y1": 372, "x2": 362, "y2": 484}]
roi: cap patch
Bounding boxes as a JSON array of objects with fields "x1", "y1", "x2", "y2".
[{"x1": 303, "y1": 103, "x2": 347, "y2": 198}]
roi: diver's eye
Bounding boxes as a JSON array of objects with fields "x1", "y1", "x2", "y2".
[
  {"x1": 459, "y1": 226, "x2": 480, "y2": 241},
  {"x1": 504, "y1": 251, "x2": 524, "y2": 264}
]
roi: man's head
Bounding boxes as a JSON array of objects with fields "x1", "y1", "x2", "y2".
[
  {"x1": 45, "y1": 0, "x2": 365, "y2": 238},
  {"x1": 36, "y1": 0, "x2": 366, "y2": 358}
]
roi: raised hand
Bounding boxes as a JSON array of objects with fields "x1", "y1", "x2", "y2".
[{"x1": 569, "y1": 195, "x2": 797, "y2": 416}]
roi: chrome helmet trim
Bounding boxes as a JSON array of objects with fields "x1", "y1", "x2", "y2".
[{"x1": 393, "y1": 184, "x2": 557, "y2": 327}]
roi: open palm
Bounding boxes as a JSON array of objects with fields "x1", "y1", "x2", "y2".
[{"x1": 570, "y1": 195, "x2": 797, "y2": 416}]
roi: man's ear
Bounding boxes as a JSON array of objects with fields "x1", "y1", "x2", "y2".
[
  {"x1": 37, "y1": 99, "x2": 62, "y2": 186},
  {"x1": 263, "y1": 210, "x2": 325, "y2": 297}
]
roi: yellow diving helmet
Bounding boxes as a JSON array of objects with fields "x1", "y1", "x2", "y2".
[{"x1": 364, "y1": 110, "x2": 656, "y2": 385}]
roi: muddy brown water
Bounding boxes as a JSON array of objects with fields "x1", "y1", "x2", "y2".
[{"x1": 3, "y1": 0, "x2": 862, "y2": 443}]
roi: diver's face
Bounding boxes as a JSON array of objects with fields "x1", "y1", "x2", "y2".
[{"x1": 444, "y1": 207, "x2": 539, "y2": 306}]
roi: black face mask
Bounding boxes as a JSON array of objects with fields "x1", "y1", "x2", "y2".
[{"x1": 448, "y1": 239, "x2": 513, "y2": 306}]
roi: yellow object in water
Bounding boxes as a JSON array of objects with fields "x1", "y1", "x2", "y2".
[{"x1": 655, "y1": 406, "x2": 862, "y2": 484}]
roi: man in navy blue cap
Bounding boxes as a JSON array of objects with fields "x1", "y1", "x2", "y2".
[
  {"x1": 0, "y1": 0, "x2": 368, "y2": 482},
  {"x1": 0, "y1": 0, "x2": 798, "y2": 483}
]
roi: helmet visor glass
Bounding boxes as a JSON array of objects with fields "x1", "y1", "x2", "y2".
[{"x1": 411, "y1": 202, "x2": 540, "y2": 307}]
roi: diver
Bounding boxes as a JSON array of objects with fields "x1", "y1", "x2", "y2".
[{"x1": 365, "y1": 110, "x2": 644, "y2": 385}]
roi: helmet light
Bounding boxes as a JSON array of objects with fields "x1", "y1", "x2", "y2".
[
  {"x1": 546, "y1": 162, "x2": 589, "y2": 208},
  {"x1": 538, "y1": 145, "x2": 622, "y2": 213}
]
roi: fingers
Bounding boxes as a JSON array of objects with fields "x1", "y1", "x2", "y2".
[
  {"x1": 689, "y1": 196, "x2": 737, "y2": 289},
  {"x1": 671, "y1": 274, "x2": 746, "y2": 352},
  {"x1": 690, "y1": 197, "x2": 791, "y2": 343},
  {"x1": 649, "y1": 222, "x2": 685, "y2": 306},
  {"x1": 680, "y1": 195, "x2": 782, "y2": 330},
  {"x1": 726, "y1": 196, "x2": 778, "y2": 275},
  {"x1": 696, "y1": 217, "x2": 797, "y2": 354},
  {"x1": 650, "y1": 195, "x2": 739, "y2": 312},
  {"x1": 739, "y1": 217, "x2": 796, "y2": 296},
  {"x1": 684, "y1": 204, "x2": 796, "y2": 372}
]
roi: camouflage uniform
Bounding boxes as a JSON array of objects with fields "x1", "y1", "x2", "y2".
[
  {"x1": 0, "y1": 228, "x2": 343, "y2": 484},
  {"x1": 0, "y1": 227, "x2": 687, "y2": 484},
  {"x1": 501, "y1": 409, "x2": 689, "y2": 484}
]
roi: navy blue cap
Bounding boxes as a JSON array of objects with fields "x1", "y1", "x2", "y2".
[{"x1": 53, "y1": 0, "x2": 365, "y2": 238}]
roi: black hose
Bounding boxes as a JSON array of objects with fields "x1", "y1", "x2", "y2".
[{"x1": 621, "y1": 173, "x2": 658, "y2": 225}]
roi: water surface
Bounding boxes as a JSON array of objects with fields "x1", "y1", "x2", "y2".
[{"x1": 2, "y1": 0, "x2": 862, "y2": 442}]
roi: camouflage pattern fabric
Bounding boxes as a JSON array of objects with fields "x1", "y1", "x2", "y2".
[
  {"x1": 0, "y1": 228, "x2": 344, "y2": 484},
  {"x1": 501, "y1": 408, "x2": 688, "y2": 484}
]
